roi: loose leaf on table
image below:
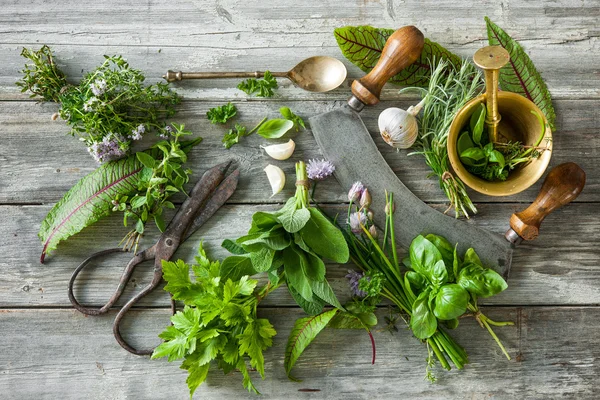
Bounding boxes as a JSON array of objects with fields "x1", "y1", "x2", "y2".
[
  {"x1": 284, "y1": 309, "x2": 339, "y2": 381},
  {"x1": 485, "y1": 17, "x2": 556, "y2": 130},
  {"x1": 207, "y1": 102, "x2": 237, "y2": 124},
  {"x1": 280, "y1": 107, "x2": 305, "y2": 131},
  {"x1": 39, "y1": 154, "x2": 143, "y2": 263},
  {"x1": 237, "y1": 70, "x2": 278, "y2": 98},
  {"x1": 334, "y1": 26, "x2": 461, "y2": 87},
  {"x1": 257, "y1": 119, "x2": 294, "y2": 139}
]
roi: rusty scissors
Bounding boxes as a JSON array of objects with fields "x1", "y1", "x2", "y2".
[{"x1": 68, "y1": 161, "x2": 239, "y2": 355}]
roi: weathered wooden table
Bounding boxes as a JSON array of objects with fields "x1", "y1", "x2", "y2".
[{"x1": 1, "y1": 1, "x2": 598, "y2": 398}]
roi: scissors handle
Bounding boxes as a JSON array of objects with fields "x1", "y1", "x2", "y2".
[{"x1": 68, "y1": 246, "x2": 156, "y2": 315}]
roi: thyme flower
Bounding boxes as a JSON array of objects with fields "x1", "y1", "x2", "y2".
[
  {"x1": 131, "y1": 124, "x2": 145, "y2": 141},
  {"x1": 90, "y1": 79, "x2": 107, "y2": 96},
  {"x1": 306, "y1": 159, "x2": 335, "y2": 181}
]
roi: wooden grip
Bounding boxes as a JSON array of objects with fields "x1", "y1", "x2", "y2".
[
  {"x1": 510, "y1": 162, "x2": 586, "y2": 240},
  {"x1": 351, "y1": 26, "x2": 424, "y2": 106}
]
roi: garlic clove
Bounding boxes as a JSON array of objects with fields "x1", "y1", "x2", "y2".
[
  {"x1": 378, "y1": 107, "x2": 419, "y2": 149},
  {"x1": 260, "y1": 139, "x2": 296, "y2": 160},
  {"x1": 263, "y1": 164, "x2": 285, "y2": 196}
]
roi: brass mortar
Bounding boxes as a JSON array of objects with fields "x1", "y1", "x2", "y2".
[{"x1": 447, "y1": 46, "x2": 552, "y2": 196}]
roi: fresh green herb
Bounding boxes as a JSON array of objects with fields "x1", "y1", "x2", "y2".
[
  {"x1": 485, "y1": 17, "x2": 556, "y2": 130},
  {"x1": 279, "y1": 107, "x2": 305, "y2": 131},
  {"x1": 207, "y1": 102, "x2": 237, "y2": 124},
  {"x1": 237, "y1": 71, "x2": 278, "y2": 97},
  {"x1": 221, "y1": 118, "x2": 267, "y2": 149},
  {"x1": 153, "y1": 243, "x2": 279, "y2": 396},
  {"x1": 408, "y1": 59, "x2": 484, "y2": 218},
  {"x1": 334, "y1": 26, "x2": 461, "y2": 87},
  {"x1": 458, "y1": 105, "x2": 548, "y2": 182},
  {"x1": 38, "y1": 126, "x2": 201, "y2": 262},
  {"x1": 221, "y1": 161, "x2": 348, "y2": 315},
  {"x1": 256, "y1": 119, "x2": 294, "y2": 139},
  {"x1": 341, "y1": 187, "x2": 513, "y2": 380},
  {"x1": 17, "y1": 45, "x2": 181, "y2": 162}
]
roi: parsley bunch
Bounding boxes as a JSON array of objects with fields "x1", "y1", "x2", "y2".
[
  {"x1": 17, "y1": 45, "x2": 181, "y2": 163},
  {"x1": 153, "y1": 244, "x2": 279, "y2": 396}
]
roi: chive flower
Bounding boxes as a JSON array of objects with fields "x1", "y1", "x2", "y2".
[
  {"x1": 306, "y1": 159, "x2": 335, "y2": 181},
  {"x1": 348, "y1": 181, "x2": 365, "y2": 202}
]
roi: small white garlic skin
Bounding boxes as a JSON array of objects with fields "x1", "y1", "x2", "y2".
[
  {"x1": 378, "y1": 107, "x2": 419, "y2": 149},
  {"x1": 263, "y1": 164, "x2": 286, "y2": 196},
  {"x1": 260, "y1": 139, "x2": 296, "y2": 160}
]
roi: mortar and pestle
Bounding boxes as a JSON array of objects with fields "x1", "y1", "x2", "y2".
[{"x1": 447, "y1": 46, "x2": 553, "y2": 196}]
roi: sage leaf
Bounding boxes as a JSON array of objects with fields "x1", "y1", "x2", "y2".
[
  {"x1": 310, "y1": 279, "x2": 343, "y2": 310},
  {"x1": 485, "y1": 17, "x2": 556, "y2": 130},
  {"x1": 284, "y1": 309, "x2": 338, "y2": 381},
  {"x1": 433, "y1": 284, "x2": 469, "y2": 320},
  {"x1": 250, "y1": 248, "x2": 275, "y2": 272},
  {"x1": 277, "y1": 207, "x2": 310, "y2": 233},
  {"x1": 39, "y1": 154, "x2": 143, "y2": 263},
  {"x1": 334, "y1": 26, "x2": 461, "y2": 87},
  {"x1": 299, "y1": 208, "x2": 349, "y2": 263},
  {"x1": 288, "y1": 285, "x2": 324, "y2": 316},
  {"x1": 221, "y1": 239, "x2": 248, "y2": 255},
  {"x1": 257, "y1": 119, "x2": 294, "y2": 139},
  {"x1": 220, "y1": 255, "x2": 256, "y2": 282},
  {"x1": 283, "y1": 246, "x2": 313, "y2": 301}
]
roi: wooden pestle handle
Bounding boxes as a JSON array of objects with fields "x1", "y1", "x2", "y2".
[
  {"x1": 351, "y1": 26, "x2": 425, "y2": 106},
  {"x1": 509, "y1": 162, "x2": 586, "y2": 241}
]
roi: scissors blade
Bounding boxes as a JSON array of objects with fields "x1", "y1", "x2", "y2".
[{"x1": 184, "y1": 168, "x2": 240, "y2": 242}]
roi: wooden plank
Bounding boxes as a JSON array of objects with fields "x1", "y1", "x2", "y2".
[
  {"x1": 0, "y1": 306, "x2": 598, "y2": 399},
  {"x1": 1, "y1": 203, "x2": 598, "y2": 308},
  {"x1": 0, "y1": 99, "x2": 597, "y2": 205}
]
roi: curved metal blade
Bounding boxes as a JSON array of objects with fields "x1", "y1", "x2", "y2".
[{"x1": 310, "y1": 107, "x2": 513, "y2": 278}]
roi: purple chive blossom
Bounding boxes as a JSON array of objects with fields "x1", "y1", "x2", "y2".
[
  {"x1": 90, "y1": 79, "x2": 107, "y2": 96},
  {"x1": 359, "y1": 188, "x2": 372, "y2": 209},
  {"x1": 348, "y1": 181, "x2": 365, "y2": 202},
  {"x1": 349, "y1": 212, "x2": 367, "y2": 233},
  {"x1": 306, "y1": 159, "x2": 335, "y2": 181},
  {"x1": 346, "y1": 270, "x2": 368, "y2": 297},
  {"x1": 131, "y1": 124, "x2": 145, "y2": 140}
]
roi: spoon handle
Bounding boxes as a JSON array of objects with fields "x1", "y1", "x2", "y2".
[{"x1": 163, "y1": 70, "x2": 287, "y2": 82}]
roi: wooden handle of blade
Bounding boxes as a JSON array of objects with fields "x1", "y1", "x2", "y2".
[
  {"x1": 510, "y1": 162, "x2": 586, "y2": 240},
  {"x1": 351, "y1": 26, "x2": 424, "y2": 106}
]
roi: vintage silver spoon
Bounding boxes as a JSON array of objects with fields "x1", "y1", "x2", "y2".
[{"x1": 163, "y1": 56, "x2": 347, "y2": 93}]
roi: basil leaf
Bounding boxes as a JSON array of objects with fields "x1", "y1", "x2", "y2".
[
  {"x1": 458, "y1": 263, "x2": 508, "y2": 298},
  {"x1": 457, "y1": 131, "x2": 475, "y2": 155},
  {"x1": 409, "y1": 235, "x2": 443, "y2": 281},
  {"x1": 489, "y1": 150, "x2": 506, "y2": 168},
  {"x1": 406, "y1": 271, "x2": 427, "y2": 291},
  {"x1": 410, "y1": 290, "x2": 437, "y2": 339},
  {"x1": 283, "y1": 246, "x2": 312, "y2": 301},
  {"x1": 425, "y1": 234, "x2": 455, "y2": 279},
  {"x1": 470, "y1": 103, "x2": 486, "y2": 145},
  {"x1": 444, "y1": 318, "x2": 459, "y2": 329},
  {"x1": 433, "y1": 284, "x2": 469, "y2": 320},
  {"x1": 460, "y1": 147, "x2": 487, "y2": 166},
  {"x1": 453, "y1": 244, "x2": 461, "y2": 279},
  {"x1": 277, "y1": 207, "x2": 311, "y2": 233},
  {"x1": 430, "y1": 259, "x2": 448, "y2": 289},
  {"x1": 299, "y1": 208, "x2": 349, "y2": 263},
  {"x1": 464, "y1": 248, "x2": 482, "y2": 266},
  {"x1": 257, "y1": 119, "x2": 294, "y2": 139},
  {"x1": 220, "y1": 255, "x2": 256, "y2": 282}
]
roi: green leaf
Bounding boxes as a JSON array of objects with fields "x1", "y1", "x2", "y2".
[
  {"x1": 433, "y1": 284, "x2": 469, "y2": 320},
  {"x1": 334, "y1": 26, "x2": 461, "y2": 88},
  {"x1": 464, "y1": 248, "x2": 482, "y2": 266},
  {"x1": 288, "y1": 284, "x2": 325, "y2": 315},
  {"x1": 221, "y1": 239, "x2": 248, "y2": 255},
  {"x1": 460, "y1": 147, "x2": 487, "y2": 167},
  {"x1": 299, "y1": 208, "x2": 349, "y2": 263},
  {"x1": 280, "y1": 107, "x2": 305, "y2": 131},
  {"x1": 39, "y1": 154, "x2": 143, "y2": 262},
  {"x1": 430, "y1": 259, "x2": 448, "y2": 289},
  {"x1": 162, "y1": 259, "x2": 192, "y2": 294},
  {"x1": 257, "y1": 118, "x2": 294, "y2": 139},
  {"x1": 409, "y1": 235, "x2": 443, "y2": 281},
  {"x1": 283, "y1": 246, "x2": 312, "y2": 302},
  {"x1": 406, "y1": 271, "x2": 427, "y2": 291},
  {"x1": 130, "y1": 195, "x2": 147, "y2": 209},
  {"x1": 425, "y1": 234, "x2": 455, "y2": 279},
  {"x1": 457, "y1": 131, "x2": 475, "y2": 155},
  {"x1": 153, "y1": 213, "x2": 166, "y2": 232},
  {"x1": 184, "y1": 361, "x2": 210, "y2": 398},
  {"x1": 310, "y1": 279, "x2": 343, "y2": 310},
  {"x1": 237, "y1": 70, "x2": 278, "y2": 98},
  {"x1": 277, "y1": 206, "x2": 311, "y2": 233},
  {"x1": 485, "y1": 16, "x2": 556, "y2": 130},
  {"x1": 220, "y1": 255, "x2": 257, "y2": 282},
  {"x1": 489, "y1": 150, "x2": 506, "y2": 168},
  {"x1": 151, "y1": 325, "x2": 188, "y2": 362},
  {"x1": 207, "y1": 102, "x2": 237, "y2": 124},
  {"x1": 458, "y1": 263, "x2": 508, "y2": 298},
  {"x1": 328, "y1": 312, "x2": 365, "y2": 329},
  {"x1": 136, "y1": 152, "x2": 157, "y2": 169},
  {"x1": 250, "y1": 247, "x2": 275, "y2": 272},
  {"x1": 470, "y1": 103, "x2": 486, "y2": 145},
  {"x1": 453, "y1": 245, "x2": 461, "y2": 279},
  {"x1": 237, "y1": 319, "x2": 277, "y2": 378},
  {"x1": 410, "y1": 290, "x2": 437, "y2": 339},
  {"x1": 284, "y1": 309, "x2": 338, "y2": 381}
]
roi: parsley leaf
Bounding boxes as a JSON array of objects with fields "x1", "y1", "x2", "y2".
[
  {"x1": 237, "y1": 71, "x2": 278, "y2": 98},
  {"x1": 206, "y1": 102, "x2": 237, "y2": 124},
  {"x1": 222, "y1": 123, "x2": 248, "y2": 149},
  {"x1": 152, "y1": 243, "x2": 278, "y2": 396}
]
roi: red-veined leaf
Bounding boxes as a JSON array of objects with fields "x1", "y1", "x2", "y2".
[
  {"x1": 39, "y1": 155, "x2": 143, "y2": 263},
  {"x1": 334, "y1": 26, "x2": 462, "y2": 87},
  {"x1": 485, "y1": 17, "x2": 556, "y2": 130}
]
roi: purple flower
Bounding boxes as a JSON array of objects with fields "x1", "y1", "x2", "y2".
[
  {"x1": 348, "y1": 181, "x2": 364, "y2": 202},
  {"x1": 306, "y1": 159, "x2": 335, "y2": 181},
  {"x1": 346, "y1": 270, "x2": 368, "y2": 298},
  {"x1": 349, "y1": 212, "x2": 367, "y2": 233},
  {"x1": 160, "y1": 125, "x2": 173, "y2": 139},
  {"x1": 131, "y1": 124, "x2": 145, "y2": 141},
  {"x1": 90, "y1": 79, "x2": 107, "y2": 96},
  {"x1": 359, "y1": 188, "x2": 372, "y2": 209},
  {"x1": 88, "y1": 134, "x2": 127, "y2": 163}
]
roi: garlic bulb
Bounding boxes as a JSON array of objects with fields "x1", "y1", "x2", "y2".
[
  {"x1": 260, "y1": 139, "x2": 295, "y2": 160},
  {"x1": 378, "y1": 100, "x2": 424, "y2": 149},
  {"x1": 264, "y1": 164, "x2": 285, "y2": 196}
]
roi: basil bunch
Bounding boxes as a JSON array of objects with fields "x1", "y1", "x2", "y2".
[
  {"x1": 221, "y1": 161, "x2": 348, "y2": 314},
  {"x1": 405, "y1": 234, "x2": 508, "y2": 339}
]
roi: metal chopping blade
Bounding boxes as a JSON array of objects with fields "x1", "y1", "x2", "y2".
[{"x1": 310, "y1": 106, "x2": 514, "y2": 277}]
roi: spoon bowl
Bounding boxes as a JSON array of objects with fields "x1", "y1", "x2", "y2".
[{"x1": 286, "y1": 56, "x2": 347, "y2": 92}]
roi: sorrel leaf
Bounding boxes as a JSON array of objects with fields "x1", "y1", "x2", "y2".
[
  {"x1": 334, "y1": 26, "x2": 461, "y2": 87},
  {"x1": 39, "y1": 155, "x2": 143, "y2": 263},
  {"x1": 485, "y1": 17, "x2": 556, "y2": 130},
  {"x1": 284, "y1": 309, "x2": 338, "y2": 381}
]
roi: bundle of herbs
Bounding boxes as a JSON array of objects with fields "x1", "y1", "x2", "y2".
[
  {"x1": 220, "y1": 161, "x2": 348, "y2": 314},
  {"x1": 341, "y1": 185, "x2": 513, "y2": 380},
  {"x1": 17, "y1": 45, "x2": 180, "y2": 162}
]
